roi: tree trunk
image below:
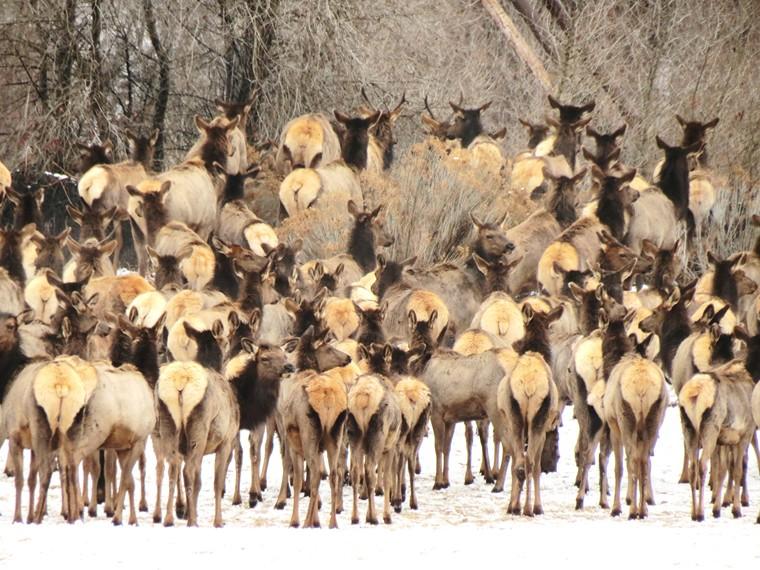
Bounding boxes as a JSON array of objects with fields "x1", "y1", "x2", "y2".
[
  {"x1": 481, "y1": 0, "x2": 553, "y2": 92},
  {"x1": 143, "y1": 0, "x2": 170, "y2": 169}
]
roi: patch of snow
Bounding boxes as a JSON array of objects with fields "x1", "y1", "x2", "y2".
[{"x1": 0, "y1": 406, "x2": 757, "y2": 567}]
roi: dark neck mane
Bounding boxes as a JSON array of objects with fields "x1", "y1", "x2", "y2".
[{"x1": 347, "y1": 221, "x2": 376, "y2": 273}]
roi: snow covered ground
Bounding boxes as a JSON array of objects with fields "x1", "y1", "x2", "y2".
[{"x1": 1, "y1": 402, "x2": 758, "y2": 568}]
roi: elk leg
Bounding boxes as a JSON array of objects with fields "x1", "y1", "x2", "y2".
[
  {"x1": 153, "y1": 455, "x2": 165, "y2": 523},
  {"x1": 478, "y1": 420, "x2": 493, "y2": 483},
  {"x1": 104, "y1": 450, "x2": 117, "y2": 517},
  {"x1": 289, "y1": 452, "x2": 304, "y2": 528},
  {"x1": 351, "y1": 446, "x2": 362, "y2": 524},
  {"x1": 138, "y1": 452, "x2": 148, "y2": 512},
  {"x1": 25, "y1": 450, "x2": 38, "y2": 525},
  {"x1": 249, "y1": 426, "x2": 264, "y2": 507},
  {"x1": 442, "y1": 422, "x2": 455, "y2": 488},
  {"x1": 431, "y1": 415, "x2": 445, "y2": 490},
  {"x1": 87, "y1": 453, "x2": 100, "y2": 518},
  {"x1": 464, "y1": 421, "x2": 474, "y2": 485},
  {"x1": 11, "y1": 441, "x2": 24, "y2": 523},
  {"x1": 213, "y1": 443, "x2": 233, "y2": 528},
  {"x1": 163, "y1": 459, "x2": 178, "y2": 527},
  {"x1": 260, "y1": 417, "x2": 276, "y2": 490},
  {"x1": 231, "y1": 433, "x2": 242, "y2": 506}
]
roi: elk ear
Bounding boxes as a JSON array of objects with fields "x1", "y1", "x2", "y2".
[
  {"x1": 376, "y1": 254, "x2": 386, "y2": 269},
  {"x1": 249, "y1": 308, "x2": 262, "y2": 336},
  {"x1": 357, "y1": 343, "x2": 370, "y2": 362},
  {"x1": 146, "y1": 245, "x2": 159, "y2": 264},
  {"x1": 408, "y1": 309, "x2": 417, "y2": 328},
  {"x1": 607, "y1": 147, "x2": 622, "y2": 163},
  {"x1": 195, "y1": 115, "x2": 210, "y2": 133},
  {"x1": 429, "y1": 310, "x2": 438, "y2": 327},
  {"x1": 568, "y1": 282, "x2": 585, "y2": 302},
  {"x1": 283, "y1": 297, "x2": 299, "y2": 314},
  {"x1": 598, "y1": 309, "x2": 609, "y2": 328},
  {"x1": 572, "y1": 168, "x2": 587, "y2": 184},
  {"x1": 152, "y1": 312, "x2": 167, "y2": 334},
  {"x1": 100, "y1": 239, "x2": 118, "y2": 257},
  {"x1": 472, "y1": 254, "x2": 491, "y2": 276},
  {"x1": 150, "y1": 129, "x2": 160, "y2": 146},
  {"x1": 655, "y1": 135, "x2": 669, "y2": 150},
  {"x1": 66, "y1": 236, "x2": 82, "y2": 255},
  {"x1": 225, "y1": 116, "x2": 240, "y2": 132},
  {"x1": 612, "y1": 124, "x2": 627, "y2": 138},
  {"x1": 127, "y1": 305, "x2": 139, "y2": 324},
  {"x1": 665, "y1": 287, "x2": 681, "y2": 308},
  {"x1": 521, "y1": 303, "x2": 534, "y2": 323},
  {"x1": 281, "y1": 336, "x2": 299, "y2": 353},
  {"x1": 334, "y1": 263, "x2": 345, "y2": 277},
  {"x1": 347, "y1": 200, "x2": 361, "y2": 218},
  {"x1": 547, "y1": 95, "x2": 561, "y2": 109},
  {"x1": 547, "y1": 304, "x2": 564, "y2": 323},
  {"x1": 61, "y1": 317, "x2": 72, "y2": 339},
  {"x1": 66, "y1": 205, "x2": 83, "y2": 223},
  {"x1": 183, "y1": 320, "x2": 200, "y2": 339},
  {"x1": 581, "y1": 147, "x2": 596, "y2": 163},
  {"x1": 675, "y1": 114, "x2": 688, "y2": 127},
  {"x1": 707, "y1": 251, "x2": 719, "y2": 266},
  {"x1": 228, "y1": 310, "x2": 240, "y2": 330},
  {"x1": 640, "y1": 239, "x2": 659, "y2": 259},
  {"x1": 734, "y1": 324, "x2": 751, "y2": 343},
  {"x1": 158, "y1": 180, "x2": 172, "y2": 199},
  {"x1": 241, "y1": 337, "x2": 258, "y2": 355},
  {"x1": 711, "y1": 304, "x2": 731, "y2": 325},
  {"x1": 704, "y1": 117, "x2": 719, "y2": 130},
  {"x1": 334, "y1": 110, "x2": 351, "y2": 124},
  {"x1": 401, "y1": 256, "x2": 417, "y2": 268},
  {"x1": 478, "y1": 101, "x2": 492, "y2": 113},
  {"x1": 126, "y1": 185, "x2": 142, "y2": 197},
  {"x1": 55, "y1": 227, "x2": 72, "y2": 244},
  {"x1": 421, "y1": 114, "x2": 443, "y2": 130},
  {"x1": 590, "y1": 164, "x2": 605, "y2": 181},
  {"x1": 449, "y1": 101, "x2": 465, "y2": 115},
  {"x1": 709, "y1": 323, "x2": 721, "y2": 342},
  {"x1": 619, "y1": 168, "x2": 637, "y2": 184},
  {"x1": 212, "y1": 319, "x2": 225, "y2": 340},
  {"x1": 518, "y1": 118, "x2": 532, "y2": 129},
  {"x1": 491, "y1": 127, "x2": 507, "y2": 140}
]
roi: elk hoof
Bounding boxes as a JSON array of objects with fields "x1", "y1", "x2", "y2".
[
  {"x1": 464, "y1": 475, "x2": 474, "y2": 486},
  {"x1": 375, "y1": 488, "x2": 384, "y2": 497},
  {"x1": 678, "y1": 476, "x2": 689, "y2": 484},
  {"x1": 712, "y1": 508, "x2": 721, "y2": 519},
  {"x1": 175, "y1": 505, "x2": 185, "y2": 519},
  {"x1": 742, "y1": 498, "x2": 749, "y2": 507},
  {"x1": 695, "y1": 514, "x2": 704, "y2": 522},
  {"x1": 260, "y1": 480, "x2": 267, "y2": 491},
  {"x1": 732, "y1": 507, "x2": 742, "y2": 519},
  {"x1": 722, "y1": 500, "x2": 731, "y2": 508},
  {"x1": 104, "y1": 508, "x2": 114, "y2": 518},
  {"x1": 628, "y1": 512, "x2": 638, "y2": 521},
  {"x1": 610, "y1": 507, "x2": 621, "y2": 517},
  {"x1": 625, "y1": 497, "x2": 631, "y2": 506},
  {"x1": 367, "y1": 516, "x2": 379, "y2": 525},
  {"x1": 383, "y1": 515, "x2": 392, "y2": 524},
  {"x1": 274, "y1": 501, "x2": 286, "y2": 510},
  {"x1": 112, "y1": 517, "x2": 123, "y2": 526},
  {"x1": 248, "y1": 498, "x2": 258, "y2": 509},
  {"x1": 491, "y1": 486, "x2": 503, "y2": 494},
  {"x1": 575, "y1": 498, "x2": 584, "y2": 510},
  {"x1": 394, "y1": 505, "x2": 402, "y2": 514},
  {"x1": 484, "y1": 475, "x2": 495, "y2": 485},
  {"x1": 153, "y1": 515, "x2": 162, "y2": 524},
  {"x1": 432, "y1": 483, "x2": 443, "y2": 491},
  {"x1": 163, "y1": 519, "x2": 174, "y2": 527},
  {"x1": 351, "y1": 517, "x2": 359, "y2": 525},
  {"x1": 522, "y1": 508, "x2": 534, "y2": 518},
  {"x1": 410, "y1": 500, "x2": 418, "y2": 510},
  {"x1": 139, "y1": 502, "x2": 148, "y2": 513},
  {"x1": 290, "y1": 521, "x2": 300, "y2": 528},
  {"x1": 646, "y1": 497, "x2": 655, "y2": 506},
  {"x1": 533, "y1": 506, "x2": 544, "y2": 516},
  {"x1": 88, "y1": 508, "x2": 97, "y2": 519}
]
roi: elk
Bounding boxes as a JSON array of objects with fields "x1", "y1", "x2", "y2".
[
  {"x1": 75, "y1": 140, "x2": 114, "y2": 174},
  {"x1": 4, "y1": 186, "x2": 44, "y2": 230},
  {"x1": 654, "y1": 135, "x2": 702, "y2": 233},
  {"x1": 186, "y1": 114, "x2": 244, "y2": 175},
  {"x1": 152, "y1": 221, "x2": 216, "y2": 290},
  {"x1": 446, "y1": 100, "x2": 492, "y2": 147},
  {"x1": 505, "y1": 167, "x2": 585, "y2": 294},
  {"x1": 1, "y1": 159, "x2": 13, "y2": 197},
  {"x1": 497, "y1": 304, "x2": 563, "y2": 516},
  {"x1": 278, "y1": 161, "x2": 362, "y2": 217},
  {"x1": 371, "y1": 255, "x2": 449, "y2": 344},
  {"x1": 602, "y1": 339, "x2": 668, "y2": 519},
  {"x1": 679, "y1": 362, "x2": 754, "y2": 521},
  {"x1": 226, "y1": 336, "x2": 294, "y2": 508},
  {"x1": 66, "y1": 202, "x2": 122, "y2": 243},
  {"x1": 356, "y1": 87, "x2": 407, "y2": 171},
  {"x1": 126, "y1": 120, "x2": 226, "y2": 273},
  {"x1": 300, "y1": 200, "x2": 394, "y2": 291},
  {"x1": 276, "y1": 113, "x2": 342, "y2": 172},
  {"x1": 537, "y1": 167, "x2": 640, "y2": 297},
  {"x1": 216, "y1": 199, "x2": 278, "y2": 257},
  {"x1": 346, "y1": 372, "x2": 403, "y2": 525},
  {"x1": 156, "y1": 360, "x2": 240, "y2": 527},
  {"x1": 77, "y1": 130, "x2": 157, "y2": 267},
  {"x1": 218, "y1": 165, "x2": 261, "y2": 206},
  {"x1": 547, "y1": 95, "x2": 596, "y2": 123},
  {"x1": 583, "y1": 124, "x2": 627, "y2": 172},
  {"x1": 545, "y1": 115, "x2": 591, "y2": 171},
  {"x1": 63, "y1": 236, "x2": 117, "y2": 283},
  {"x1": 274, "y1": 326, "x2": 351, "y2": 527}
]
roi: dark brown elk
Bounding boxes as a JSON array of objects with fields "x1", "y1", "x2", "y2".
[
  {"x1": 655, "y1": 136, "x2": 702, "y2": 231},
  {"x1": 518, "y1": 118, "x2": 553, "y2": 152},
  {"x1": 547, "y1": 95, "x2": 596, "y2": 123},
  {"x1": 76, "y1": 140, "x2": 114, "y2": 174},
  {"x1": 546, "y1": 115, "x2": 592, "y2": 170},
  {"x1": 334, "y1": 109, "x2": 382, "y2": 170},
  {"x1": 359, "y1": 87, "x2": 407, "y2": 171},
  {"x1": 4, "y1": 187, "x2": 44, "y2": 230},
  {"x1": 583, "y1": 124, "x2": 627, "y2": 172},
  {"x1": 227, "y1": 338, "x2": 294, "y2": 507},
  {"x1": 66, "y1": 203, "x2": 122, "y2": 242},
  {"x1": 676, "y1": 115, "x2": 718, "y2": 168},
  {"x1": 447, "y1": 100, "x2": 492, "y2": 147},
  {"x1": 218, "y1": 166, "x2": 261, "y2": 206}
]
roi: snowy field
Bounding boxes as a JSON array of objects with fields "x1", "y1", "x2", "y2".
[{"x1": 1, "y1": 401, "x2": 759, "y2": 568}]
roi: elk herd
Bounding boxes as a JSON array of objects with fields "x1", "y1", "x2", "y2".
[{"x1": 0, "y1": 89, "x2": 759, "y2": 530}]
